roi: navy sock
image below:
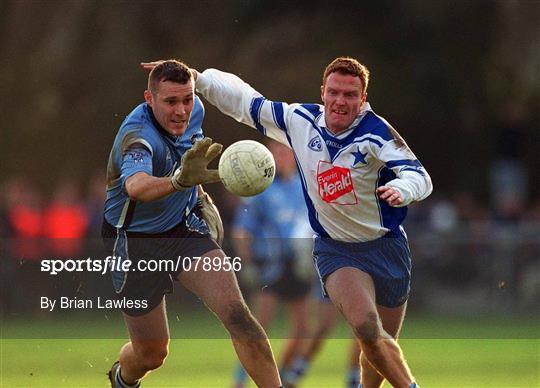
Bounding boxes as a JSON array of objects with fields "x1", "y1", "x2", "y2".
[{"x1": 284, "y1": 356, "x2": 309, "y2": 384}]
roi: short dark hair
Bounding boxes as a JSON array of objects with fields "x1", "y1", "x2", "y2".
[
  {"x1": 322, "y1": 57, "x2": 370, "y2": 95},
  {"x1": 148, "y1": 59, "x2": 192, "y2": 93}
]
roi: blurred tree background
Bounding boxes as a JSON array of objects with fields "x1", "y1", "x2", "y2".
[{"x1": 1, "y1": 0, "x2": 538, "y2": 203}]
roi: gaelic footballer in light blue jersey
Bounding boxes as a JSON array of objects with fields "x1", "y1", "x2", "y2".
[
  {"x1": 104, "y1": 97, "x2": 205, "y2": 233},
  {"x1": 103, "y1": 60, "x2": 282, "y2": 388}
]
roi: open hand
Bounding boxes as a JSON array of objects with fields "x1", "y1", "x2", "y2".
[
  {"x1": 171, "y1": 137, "x2": 222, "y2": 190},
  {"x1": 140, "y1": 61, "x2": 164, "y2": 71}
]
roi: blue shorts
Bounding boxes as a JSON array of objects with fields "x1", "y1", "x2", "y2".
[
  {"x1": 313, "y1": 229, "x2": 412, "y2": 308},
  {"x1": 102, "y1": 219, "x2": 220, "y2": 316}
]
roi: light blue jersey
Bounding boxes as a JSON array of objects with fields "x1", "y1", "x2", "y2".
[
  {"x1": 234, "y1": 174, "x2": 310, "y2": 283},
  {"x1": 104, "y1": 96, "x2": 205, "y2": 233}
]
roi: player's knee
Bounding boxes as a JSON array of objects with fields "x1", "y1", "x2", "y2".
[
  {"x1": 352, "y1": 312, "x2": 380, "y2": 344},
  {"x1": 223, "y1": 300, "x2": 251, "y2": 326},
  {"x1": 142, "y1": 349, "x2": 168, "y2": 371},
  {"x1": 136, "y1": 344, "x2": 169, "y2": 371},
  {"x1": 221, "y1": 300, "x2": 259, "y2": 337}
]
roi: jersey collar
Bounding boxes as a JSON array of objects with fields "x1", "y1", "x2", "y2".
[{"x1": 317, "y1": 102, "x2": 373, "y2": 138}]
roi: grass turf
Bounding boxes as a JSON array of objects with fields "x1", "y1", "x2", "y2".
[{"x1": 1, "y1": 314, "x2": 538, "y2": 387}]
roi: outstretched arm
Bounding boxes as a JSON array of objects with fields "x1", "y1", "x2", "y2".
[
  {"x1": 195, "y1": 69, "x2": 261, "y2": 128},
  {"x1": 125, "y1": 172, "x2": 175, "y2": 202},
  {"x1": 124, "y1": 137, "x2": 222, "y2": 202},
  {"x1": 196, "y1": 68, "x2": 295, "y2": 145}
]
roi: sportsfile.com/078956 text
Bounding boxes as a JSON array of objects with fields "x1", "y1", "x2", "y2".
[{"x1": 40, "y1": 256, "x2": 243, "y2": 275}]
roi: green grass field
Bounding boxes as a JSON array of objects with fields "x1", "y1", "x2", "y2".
[{"x1": 1, "y1": 313, "x2": 538, "y2": 387}]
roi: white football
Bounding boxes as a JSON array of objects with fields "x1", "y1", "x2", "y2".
[{"x1": 218, "y1": 140, "x2": 275, "y2": 197}]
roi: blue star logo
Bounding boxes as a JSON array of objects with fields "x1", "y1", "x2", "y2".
[{"x1": 351, "y1": 147, "x2": 367, "y2": 167}]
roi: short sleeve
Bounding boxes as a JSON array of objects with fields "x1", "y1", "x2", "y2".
[{"x1": 120, "y1": 145, "x2": 153, "y2": 191}]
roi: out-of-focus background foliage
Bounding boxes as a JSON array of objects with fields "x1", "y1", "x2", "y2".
[{"x1": 1, "y1": 0, "x2": 538, "y2": 197}]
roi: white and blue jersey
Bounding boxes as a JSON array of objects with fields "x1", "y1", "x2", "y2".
[
  {"x1": 196, "y1": 70, "x2": 433, "y2": 243},
  {"x1": 104, "y1": 96, "x2": 206, "y2": 233}
]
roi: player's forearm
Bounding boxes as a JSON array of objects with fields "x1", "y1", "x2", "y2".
[
  {"x1": 125, "y1": 172, "x2": 175, "y2": 202},
  {"x1": 195, "y1": 69, "x2": 259, "y2": 128},
  {"x1": 386, "y1": 170, "x2": 433, "y2": 206}
]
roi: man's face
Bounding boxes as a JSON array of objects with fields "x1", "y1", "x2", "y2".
[
  {"x1": 144, "y1": 80, "x2": 194, "y2": 136},
  {"x1": 321, "y1": 72, "x2": 366, "y2": 134}
]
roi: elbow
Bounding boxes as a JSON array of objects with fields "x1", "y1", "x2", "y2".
[
  {"x1": 427, "y1": 174, "x2": 434, "y2": 194},
  {"x1": 126, "y1": 189, "x2": 144, "y2": 202},
  {"x1": 124, "y1": 172, "x2": 153, "y2": 202},
  {"x1": 129, "y1": 194, "x2": 147, "y2": 202},
  {"x1": 125, "y1": 181, "x2": 147, "y2": 202},
  {"x1": 423, "y1": 175, "x2": 434, "y2": 199}
]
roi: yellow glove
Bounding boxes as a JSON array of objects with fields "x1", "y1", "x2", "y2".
[{"x1": 171, "y1": 137, "x2": 222, "y2": 190}]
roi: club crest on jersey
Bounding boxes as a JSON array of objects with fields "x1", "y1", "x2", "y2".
[
  {"x1": 126, "y1": 150, "x2": 145, "y2": 163},
  {"x1": 308, "y1": 136, "x2": 323, "y2": 152},
  {"x1": 316, "y1": 161, "x2": 358, "y2": 205}
]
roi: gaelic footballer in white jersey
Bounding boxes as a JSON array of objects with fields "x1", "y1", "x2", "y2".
[{"x1": 195, "y1": 69, "x2": 432, "y2": 243}]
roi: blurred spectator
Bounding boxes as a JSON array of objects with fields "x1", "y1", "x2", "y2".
[
  {"x1": 0, "y1": 182, "x2": 8, "y2": 237},
  {"x1": 43, "y1": 179, "x2": 88, "y2": 257},
  {"x1": 4, "y1": 177, "x2": 44, "y2": 260},
  {"x1": 81, "y1": 171, "x2": 112, "y2": 301},
  {"x1": 427, "y1": 195, "x2": 458, "y2": 233},
  {"x1": 453, "y1": 191, "x2": 489, "y2": 223},
  {"x1": 489, "y1": 102, "x2": 530, "y2": 222},
  {"x1": 1, "y1": 177, "x2": 45, "y2": 313},
  {"x1": 490, "y1": 103, "x2": 532, "y2": 307},
  {"x1": 527, "y1": 198, "x2": 540, "y2": 222}
]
